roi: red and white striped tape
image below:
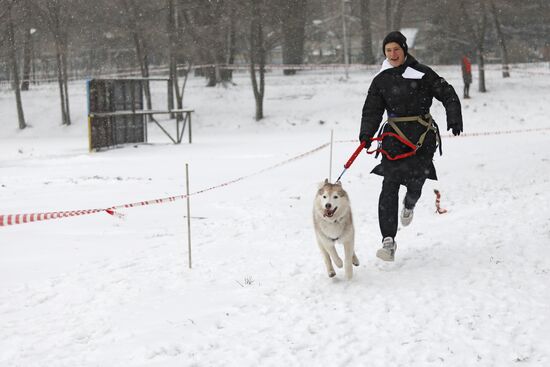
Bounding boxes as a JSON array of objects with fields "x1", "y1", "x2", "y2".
[
  {"x1": 0, "y1": 209, "x2": 108, "y2": 227},
  {"x1": 106, "y1": 141, "x2": 330, "y2": 214},
  {"x1": 3, "y1": 125, "x2": 548, "y2": 228},
  {"x1": 0, "y1": 142, "x2": 330, "y2": 228}
]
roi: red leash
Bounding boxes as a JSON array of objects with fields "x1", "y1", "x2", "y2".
[
  {"x1": 335, "y1": 133, "x2": 418, "y2": 182},
  {"x1": 335, "y1": 141, "x2": 367, "y2": 182},
  {"x1": 367, "y1": 132, "x2": 418, "y2": 161}
]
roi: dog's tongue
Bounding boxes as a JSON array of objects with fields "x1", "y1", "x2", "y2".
[{"x1": 324, "y1": 207, "x2": 337, "y2": 217}]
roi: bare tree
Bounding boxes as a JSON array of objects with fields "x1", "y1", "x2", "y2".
[
  {"x1": 167, "y1": 0, "x2": 192, "y2": 112},
  {"x1": 249, "y1": 0, "x2": 266, "y2": 120},
  {"x1": 489, "y1": 0, "x2": 510, "y2": 77},
  {"x1": 179, "y1": 0, "x2": 235, "y2": 87},
  {"x1": 37, "y1": 0, "x2": 72, "y2": 125},
  {"x1": 391, "y1": 0, "x2": 406, "y2": 31},
  {"x1": 122, "y1": 0, "x2": 152, "y2": 110},
  {"x1": 280, "y1": 0, "x2": 307, "y2": 75},
  {"x1": 4, "y1": 0, "x2": 27, "y2": 129},
  {"x1": 383, "y1": 0, "x2": 407, "y2": 32},
  {"x1": 167, "y1": 0, "x2": 177, "y2": 112},
  {"x1": 208, "y1": 1, "x2": 232, "y2": 85},
  {"x1": 359, "y1": 0, "x2": 375, "y2": 64},
  {"x1": 460, "y1": 0, "x2": 488, "y2": 93},
  {"x1": 385, "y1": 0, "x2": 392, "y2": 33},
  {"x1": 224, "y1": 2, "x2": 237, "y2": 81},
  {"x1": 20, "y1": 0, "x2": 35, "y2": 91}
]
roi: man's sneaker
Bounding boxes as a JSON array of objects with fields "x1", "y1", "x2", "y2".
[
  {"x1": 376, "y1": 237, "x2": 397, "y2": 261},
  {"x1": 401, "y1": 204, "x2": 414, "y2": 226}
]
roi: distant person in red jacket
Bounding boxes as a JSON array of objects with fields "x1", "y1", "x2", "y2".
[{"x1": 461, "y1": 56, "x2": 472, "y2": 99}]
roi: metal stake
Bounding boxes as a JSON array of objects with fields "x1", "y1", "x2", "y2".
[{"x1": 185, "y1": 163, "x2": 192, "y2": 269}]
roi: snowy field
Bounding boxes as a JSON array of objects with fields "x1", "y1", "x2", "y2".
[{"x1": 1, "y1": 62, "x2": 550, "y2": 366}]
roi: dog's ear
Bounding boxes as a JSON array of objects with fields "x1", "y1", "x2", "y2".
[
  {"x1": 324, "y1": 178, "x2": 329, "y2": 184},
  {"x1": 334, "y1": 180, "x2": 345, "y2": 195}
]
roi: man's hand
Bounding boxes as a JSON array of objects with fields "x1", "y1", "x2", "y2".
[{"x1": 359, "y1": 134, "x2": 372, "y2": 149}]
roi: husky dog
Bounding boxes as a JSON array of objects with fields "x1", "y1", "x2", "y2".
[{"x1": 313, "y1": 179, "x2": 359, "y2": 279}]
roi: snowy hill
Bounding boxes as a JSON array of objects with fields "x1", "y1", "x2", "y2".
[{"x1": 1, "y1": 63, "x2": 549, "y2": 366}]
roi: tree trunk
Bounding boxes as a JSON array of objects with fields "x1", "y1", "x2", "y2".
[
  {"x1": 21, "y1": 28, "x2": 32, "y2": 91},
  {"x1": 7, "y1": 8, "x2": 27, "y2": 129},
  {"x1": 20, "y1": 0, "x2": 33, "y2": 91},
  {"x1": 281, "y1": 0, "x2": 307, "y2": 75},
  {"x1": 477, "y1": 48, "x2": 486, "y2": 92},
  {"x1": 125, "y1": 0, "x2": 152, "y2": 110},
  {"x1": 42, "y1": 0, "x2": 71, "y2": 125},
  {"x1": 61, "y1": 40, "x2": 71, "y2": 125},
  {"x1": 55, "y1": 41, "x2": 68, "y2": 125},
  {"x1": 222, "y1": 5, "x2": 236, "y2": 82},
  {"x1": 205, "y1": 66, "x2": 216, "y2": 87},
  {"x1": 177, "y1": 64, "x2": 192, "y2": 110},
  {"x1": 477, "y1": 2, "x2": 487, "y2": 92},
  {"x1": 360, "y1": 0, "x2": 375, "y2": 64},
  {"x1": 392, "y1": 0, "x2": 406, "y2": 31},
  {"x1": 199, "y1": 2, "x2": 227, "y2": 87},
  {"x1": 167, "y1": 1, "x2": 191, "y2": 110},
  {"x1": 489, "y1": 0, "x2": 510, "y2": 77},
  {"x1": 167, "y1": 0, "x2": 177, "y2": 114},
  {"x1": 460, "y1": 0, "x2": 487, "y2": 93},
  {"x1": 385, "y1": 0, "x2": 392, "y2": 33},
  {"x1": 141, "y1": 49, "x2": 152, "y2": 110},
  {"x1": 249, "y1": 0, "x2": 265, "y2": 120}
]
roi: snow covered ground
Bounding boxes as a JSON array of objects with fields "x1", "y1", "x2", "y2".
[{"x1": 1, "y1": 63, "x2": 549, "y2": 366}]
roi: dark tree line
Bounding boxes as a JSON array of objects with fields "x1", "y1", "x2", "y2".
[{"x1": 1, "y1": 0, "x2": 548, "y2": 125}]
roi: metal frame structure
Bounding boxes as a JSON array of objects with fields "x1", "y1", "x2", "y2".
[{"x1": 87, "y1": 78, "x2": 193, "y2": 151}]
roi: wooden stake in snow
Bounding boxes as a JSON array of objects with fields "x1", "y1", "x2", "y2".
[
  {"x1": 329, "y1": 129, "x2": 334, "y2": 181},
  {"x1": 186, "y1": 163, "x2": 192, "y2": 268}
]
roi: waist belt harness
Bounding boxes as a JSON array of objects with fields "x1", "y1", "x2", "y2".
[{"x1": 372, "y1": 113, "x2": 442, "y2": 160}]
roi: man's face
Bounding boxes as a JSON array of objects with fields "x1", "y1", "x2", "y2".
[{"x1": 385, "y1": 42, "x2": 405, "y2": 67}]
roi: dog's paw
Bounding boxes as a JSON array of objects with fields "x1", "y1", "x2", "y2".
[
  {"x1": 333, "y1": 258, "x2": 343, "y2": 268},
  {"x1": 328, "y1": 270, "x2": 336, "y2": 278}
]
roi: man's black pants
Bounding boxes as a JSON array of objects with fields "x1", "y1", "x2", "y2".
[
  {"x1": 378, "y1": 176, "x2": 426, "y2": 239},
  {"x1": 464, "y1": 83, "x2": 470, "y2": 98}
]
